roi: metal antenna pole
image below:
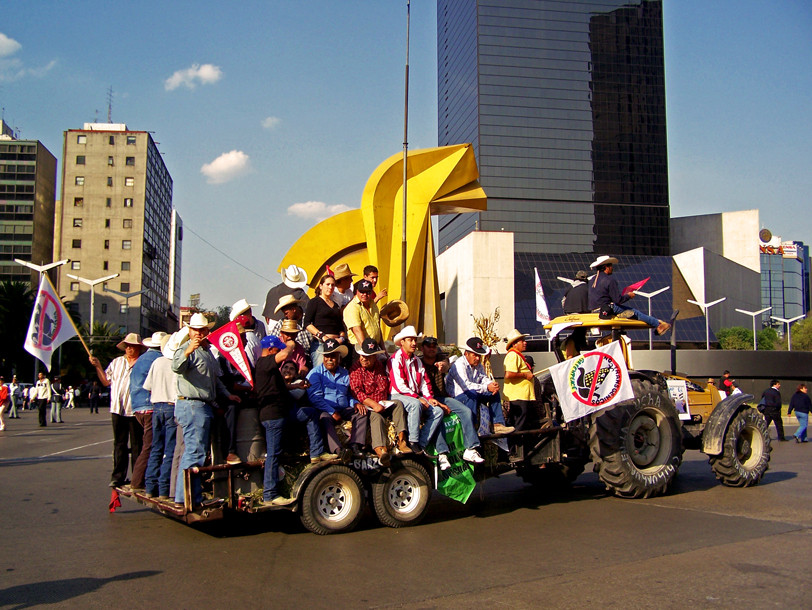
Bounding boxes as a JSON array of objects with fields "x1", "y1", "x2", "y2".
[{"x1": 401, "y1": 0, "x2": 410, "y2": 302}]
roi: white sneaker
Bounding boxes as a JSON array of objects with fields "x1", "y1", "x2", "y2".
[
  {"x1": 437, "y1": 454, "x2": 451, "y2": 471},
  {"x1": 463, "y1": 448, "x2": 484, "y2": 464}
]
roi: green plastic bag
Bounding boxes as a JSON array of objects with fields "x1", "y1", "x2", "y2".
[{"x1": 427, "y1": 413, "x2": 476, "y2": 504}]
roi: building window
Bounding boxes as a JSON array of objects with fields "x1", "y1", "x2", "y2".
[
  {"x1": 120, "y1": 304, "x2": 128, "y2": 313},
  {"x1": 123, "y1": 219, "x2": 132, "y2": 229},
  {"x1": 71, "y1": 239, "x2": 81, "y2": 248},
  {"x1": 120, "y1": 282, "x2": 130, "y2": 292},
  {"x1": 70, "y1": 282, "x2": 79, "y2": 291},
  {"x1": 105, "y1": 219, "x2": 110, "y2": 228},
  {"x1": 121, "y1": 261, "x2": 130, "y2": 271},
  {"x1": 71, "y1": 261, "x2": 81, "y2": 270},
  {"x1": 107, "y1": 177, "x2": 113, "y2": 187},
  {"x1": 103, "y1": 260, "x2": 109, "y2": 270},
  {"x1": 124, "y1": 177, "x2": 134, "y2": 187},
  {"x1": 73, "y1": 218, "x2": 83, "y2": 228},
  {"x1": 122, "y1": 240, "x2": 131, "y2": 250},
  {"x1": 101, "y1": 303, "x2": 108, "y2": 314},
  {"x1": 74, "y1": 197, "x2": 83, "y2": 207},
  {"x1": 126, "y1": 135, "x2": 136, "y2": 145},
  {"x1": 77, "y1": 135, "x2": 87, "y2": 144},
  {"x1": 76, "y1": 155, "x2": 85, "y2": 165},
  {"x1": 75, "y1": 176, "x2": 85, "y2": 186},
  {"x1": 109, "y1": 135, "x2": 115, "y2": 145},
  {"x1": 108, "y1": 156, "x2": 114, "y2": 166},
  {"x1": 125, "y1": 157, "x2": 135, "y2": 166},
  {"x1": 104, "y1": 240, "x2": 109, "y2": 250},
  {"x1": 106, "y1": 197, "x2": 112, "y2": 207},
  {"x1": 124, "y1": 198, "x2": 133, "y2": 207}
]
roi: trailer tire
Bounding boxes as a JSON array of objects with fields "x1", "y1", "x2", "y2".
[
  {"x1": 709, "y1": 408, "x2": 771, "y2": 487},
  {"x1": 589, "y1": 379, "x2": 683, "y2": 499},
  {"x1": 371, "y1": 459, "x2": 431, "y2": 528},
  {"x1": 299, "y1": 465, "x2": 365, "y2": 535}
]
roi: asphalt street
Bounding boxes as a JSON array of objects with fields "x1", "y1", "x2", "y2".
[{"x1": 1, "y1": 408, "x2": 810, "y2": 609}]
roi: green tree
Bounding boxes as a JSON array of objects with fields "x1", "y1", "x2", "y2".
[
  {"x1": 213, "y1": 305, "x2": 231, "y2": 330},
  {"x1": 717, "y1": 326, "x2": 753, "y2": 350},
  {"x1": 757, "y1": 327, "x2": 779, "y2": 351},
  {"x1": 0, "y1": 281, "x2": 36, "y2": 378},
  {"x1": 60, "y1": 321, "x2": 124, "y2": 384},
  {"x1": 788, "y1": 317, "x2": 812, "y2": 351}
]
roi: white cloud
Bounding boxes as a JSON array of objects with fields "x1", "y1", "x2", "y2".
[
  {"x1": 0, "y1": 34, "x2": 56, "y2": 83},
  {"x1": 287, "y1": 201, "x2": 354, "y2": 222},
  {"x1": 0, "y1": 33, "x2": 21, "y2": 58},
  {"x1": 261, "y1": 116, "x2": 281, "y2": 129},
  {"x1": 200, "y1": 150, "x2": 250, "y2": 184},
  {"x1": 164, "y1": 63, "x2": 222, "y2": 91}
]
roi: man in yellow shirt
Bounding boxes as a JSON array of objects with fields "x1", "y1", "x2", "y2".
[
  {"x1": 502, "y1": 329, "x2": 536, "y2": 431},
  {"x1": 343, "y1": 279, "x2": 382, "y2": 347}
]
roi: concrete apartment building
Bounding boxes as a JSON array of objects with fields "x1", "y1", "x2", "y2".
[
  {"x1": 56, "y1": 123, "x2": 181, "y2": 337},
  {"x1": 0, "y1": 119, "x2": 57, "y2": 284}
]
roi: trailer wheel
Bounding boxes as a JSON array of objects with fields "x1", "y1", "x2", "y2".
[
  {"x1": 709, "y1": 408, "x2": 771, "y2": 487},
  {"x1": 371, "y1": 459, "x2": 431, "y2": 528},
  {"x1": 299, "y1": 465, "x2": 365, "y2": 535},
  {"x1": 589, "y1": 379, "x2": 683, "y2": 499}
]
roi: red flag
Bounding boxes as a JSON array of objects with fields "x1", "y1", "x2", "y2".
[
  {"x1": 208, "y1": 321, "x2": 254, "y2": 388},
  {"x1": 109, "y1": 489, "x2": 121, "y2": 512},
  {"x1": 623, "y1": 277, "x2": 650, "y2": 296}
]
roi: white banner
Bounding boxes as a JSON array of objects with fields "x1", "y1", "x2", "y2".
[
  {"x1": 550, "y1": 340, "x2": 634, "y2": 422},
  {"x1": 24, "y1": 275, "x2": 78, "y2": 371},
  {"x1": 666, "y1": 379, "x2": 691, "y2": 420},
  {"x1": 534, "y1": 267, "x2": 550, "y2": 325}
]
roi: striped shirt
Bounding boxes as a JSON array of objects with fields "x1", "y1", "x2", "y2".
[
  {"x1": 105, "y1": 356, "x2": 136, "y2": 416},
  {"x1": 388, "y1": 348, "x2": 433, "y2": 399}
]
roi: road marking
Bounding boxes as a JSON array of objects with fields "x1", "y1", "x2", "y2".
[{"x1": 41, "y1": 438, "x2": 112, "y2": 457}]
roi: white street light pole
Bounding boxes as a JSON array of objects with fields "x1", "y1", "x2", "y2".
[
  {"x1": 735, "y1": 306, "x2": 772, "y2": 350},
  {"x1": 687, "y1": 297, "x2": 726, "y2": 350},
  {"x1": 14, "y1": 258, "x2": 69, "y2": 281},
  {"x1": 67, "y1": 273, "x2": 119, "y2": 337},
  {"x1": 103, "y1": 287, "x2": 147, "y2": 328},
  {"x1": 636, "y1": 286, "x2": 670, "y2": 350},
  {"x1": 770, "y1": 314, "x2": 804, "y2": 351}
]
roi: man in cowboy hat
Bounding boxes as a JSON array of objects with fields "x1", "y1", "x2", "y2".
[
  {"x1": 389, "y1": 325, "x2": 445, "y2": 454},
  {"x1": 562, "y1": 270, "x2": 590, "y2": 314},
  {"x1": 348, "y1": 338, "x2": 409, "y2": 466},
  {"x1": 90, "y1": 332, "x2": 147, "y2": 488},
  {"x1": 587, "y1": 255, "x2": 672, "y2": 335},
  {"x1": 306, "y1": 337, "x2": 367, "y2": 459},
  {"x1": 229, "y1": 298, "x2": 266, "y2": 366},
  {"x1": 343, "y1": 279, "x2": 382, "y2": 347},
  {"x1": 143, "y1": 334, "x2": 179, "y2": 501},
  {"x1": 127, "y1": 331, "x2": 168, "y2": 492},
  {"x1": 269, "y1": 295, "x2": 312, "y2": 364},
  {"x1": 446, "y1": 337, "x2": 515, "y2": 436},
  {"x1": 330, "y1": 263, "x2": 356, "y2": 309},
  {"x1": 502, "y1": 330, "x2": 536, "y2": 432},
  {"x1": 276, "y1": 319, "x2": 309, "y2": 374},
  {"x1": 172, "y1": 313, "x2": 242, "y2": 507},
  {"x1": 262, "y1": 264, "x2": 310, "y2": 324}
]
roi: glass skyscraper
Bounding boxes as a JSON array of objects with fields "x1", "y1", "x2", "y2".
[{"x1": 437, "y1": 0, "x2": 669, "y2": 257}]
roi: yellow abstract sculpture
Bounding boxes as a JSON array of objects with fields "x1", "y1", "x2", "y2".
[{"x1": 279, "y1": 144, "x2": 486, "y2": 340}]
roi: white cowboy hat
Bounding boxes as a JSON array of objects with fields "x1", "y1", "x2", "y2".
[
  {"x1": 589, "y1": 255, "x2": 619, "y2": 269},
  {"x1": 281, "y1": 264, "x2": 308, "y2": 289},
  {"x1": 163, "y1": 327, "x2": 189, "y2": 358},
  {"x1": 142, "y1": 331, "x2": 168, "y2": 348},
  {"x1": 229, "y1": 298, "x2": 258, "y2": 321},
  {"x1": 505, "y1": 329, "x2": 528, "y2": 349},
  {"x1": 393, "y1": 325, "x2": 422, "y2": 344},
  {"x1": 274, "y1": 294, "x2": 303, "y2": 314},
  {"x1": 185, "y1": 312, "x2": 214, "y2": 329}
]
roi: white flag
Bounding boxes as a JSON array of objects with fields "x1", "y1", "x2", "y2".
[
  {"x1": 24, "y1": 275, "x2": 79, "y2": 371},
  {"x1": 549, "y1": 340, "x2": 635, "y2": 422},
  {"x1": 534, "y1": 267, "x2": 550, "y2": 324}
]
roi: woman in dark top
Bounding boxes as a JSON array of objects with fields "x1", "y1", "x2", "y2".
[
  {"x1": 304, "y1": 274, "x2": 347, "y2": 367},
  {"x1": 788, "y1": 383, "x2": 811, "y2": 443}
]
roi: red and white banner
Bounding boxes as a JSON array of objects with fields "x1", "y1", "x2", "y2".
[
  {"x1": 208, "y1": 320, "x2": 253, "y2": 388},
  {"x1": 549, "y1": 340, "x2": 634, "y2": 422},
  {"x1": 534, "y1": 267, "x2": 550, "y2": 325},
  {"x1": 24, "y1": 274, "x2": 78, "y2": 371}
]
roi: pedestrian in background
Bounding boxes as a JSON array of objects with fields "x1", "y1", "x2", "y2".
[
  {"x1": 8, "y1": 376, "x2": 20, "y2": 419},
  {"x1": 50, "y1": 376, "x2": 65, "y2": 423},
  {"x1": 34, "y1": 372, "x2": 52, "y2": 427},
  {"x1": 760, "y1": 379, "x2": 786, "y2": 442},
  {"x1": 0, "y1": 376, "x2": 9, "y2": 431},
  {"x1": 788, "y1": 383, "x2": 810, "y2": 443}
]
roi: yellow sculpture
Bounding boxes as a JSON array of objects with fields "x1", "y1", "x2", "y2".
[{"x1": 279, "y1": 144, "x2": 486, "y2": 340}]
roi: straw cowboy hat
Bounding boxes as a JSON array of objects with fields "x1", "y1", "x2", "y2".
[
  {"x1": 331, "y1": 263, "x2": 356, "y2": 282},
  {"x1": 505, "y1": 329, "x2": 528, "y2": 349},
  {"x1": 279, "y1": 319, "x2": 301, "y2": 334},
  {"x1": 185, "y1": 312, "x2": 214, "y2": 329},
  {"x1": 380, "y1": 299, "x2": 410, "y2": 327},
  {"x1": 229, "y1": 298, "x2": 258, "y2": 321},
  {"x1": 393, "y1": 325, "x2": 422, "y2": 344},
  {"x1": 116, "y1": 332, "x2": 143, "y2": 351},
  {"x1": 589, "y1": 255, "x2": 619, "y2": 269},
  {"x1": 142, "y1": 331, "x2": 168, "y2": 348},
  {"x1": 274, "y1": 294, "x2": 302, "y2": 314},
  {"x1": 281, "y1": 264, "x2": 308, "y2": 289}
]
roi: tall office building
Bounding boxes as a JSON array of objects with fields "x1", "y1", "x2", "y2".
[
  {"x1": 56, "y1": 123, "x2": 181, "y2": 337},
  {"x1": 0, "y1": 120, "x2": 57, "y2": 284},
  {"x1": 760, "y1": 239, "x2": 810, "y2": 326}
]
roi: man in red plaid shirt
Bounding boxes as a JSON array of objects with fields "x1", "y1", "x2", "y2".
[{"x1": 348, "y1": 338, "x2": 409, "y2": 467}]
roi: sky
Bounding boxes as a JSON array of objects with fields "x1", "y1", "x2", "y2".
[{"x1": 1, "y1": 1, "x2": 810, "y2": 312}]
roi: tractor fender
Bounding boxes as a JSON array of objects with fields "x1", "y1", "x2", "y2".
[{"x1": 701, "y1": 393, "x2": 755, "y2": 456}]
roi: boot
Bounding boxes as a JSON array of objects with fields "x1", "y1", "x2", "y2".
[
  {"x1": 397, "y1": 432, "x2": 412, "y2": 454},
  {"x1": 374, "y1": 446, "x2": 391, "y2": 467}
]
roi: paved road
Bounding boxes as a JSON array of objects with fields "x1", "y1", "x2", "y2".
[{"x1": 1, "y1": 409, "x2": 810, "y2": 609}]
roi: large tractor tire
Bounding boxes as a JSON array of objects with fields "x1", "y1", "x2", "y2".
[
  {"x1": 371, "y1": 458, "x2": 432, "y2": 528},
  {"x1": 299, "y1": 465, "x2": 365, "y2": 535},
  {"x1": 709, "y1": 408, "x2": 771, "y2": 487},
  {"x1": 589, "y1": 379, "x2": 683, "y2": 499}
]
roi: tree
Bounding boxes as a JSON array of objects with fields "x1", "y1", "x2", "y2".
[
  {"x1": 213, "y1": 305, "x2": 231, "y2": 330},
  {"x1": 0, "y1": 281, "x2": 35, "y2": 378},
  {"x1": 781, "y1": 317, "x2": 812, "y2": 351},
  {"x1": 757, "y1": 327, "x2": 779, "y2": 351},
  {"x1": 717, "y1": 326, "x2": 752, "y2": 350},
  {"x1": 60, "y1": 321, "x2": 124, "y2": 385}
]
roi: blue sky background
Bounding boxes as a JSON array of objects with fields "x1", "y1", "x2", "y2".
[{"x1": 1, "y1": 1, "x2": 810, "y2": 310}]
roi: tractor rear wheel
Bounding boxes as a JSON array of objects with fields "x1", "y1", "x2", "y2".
[{"x1": 709, "y1": 408, "x2": 771, "y2": 487}]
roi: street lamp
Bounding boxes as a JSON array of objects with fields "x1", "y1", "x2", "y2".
[
  {"x1": 687, "y1": 297, "x2": 726, "y2": 350},
  {"x1": 14, "y1": 258, "x2": 69, "y2": 280},
  {"x1": 735, "y1": 307, "x2": 772, "y2": 350},
  {"x1": 770, "y1": 314, "x2": 804, "y2": 351},
  {"x1": 103, "y1": 287, "x2": 147, "y2": 329},
  {"x1": 67, "y1": 273, "x2": 119, "y2": 337},
  {"x1": 636, "y1": 286, "x2": 670, "y2": 350}
]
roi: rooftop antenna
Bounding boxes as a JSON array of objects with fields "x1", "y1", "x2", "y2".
[{"x1": 106, "y1": 86, "x2": 113, "y2": 123}]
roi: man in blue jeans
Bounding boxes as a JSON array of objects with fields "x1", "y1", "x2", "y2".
[
  {"x1": 143, "y1": 334, "x2": 179, "y2": 500},
  {"x1": 172, "y1": 313, "x2": 242, "y2": 508}
]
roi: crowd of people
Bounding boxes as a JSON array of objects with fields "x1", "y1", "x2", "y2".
[{"x1": 0, "y1": 372, "x2": 99, "y2": 431}]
